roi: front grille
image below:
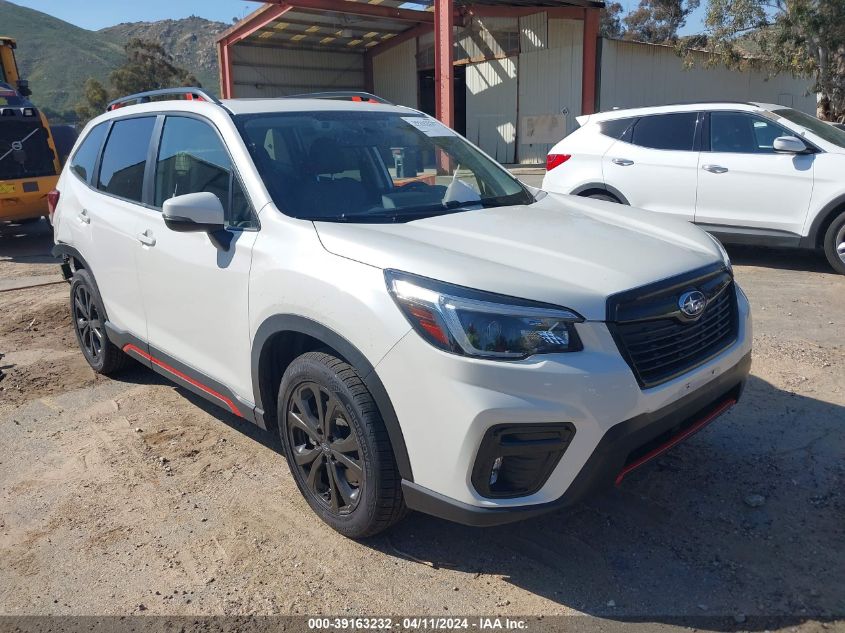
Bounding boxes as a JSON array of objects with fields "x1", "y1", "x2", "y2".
[{"x1": 608, "y1": 264, "x2": 739, "y2": 389}]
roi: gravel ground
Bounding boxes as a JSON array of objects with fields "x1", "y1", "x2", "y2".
[{"x1": 0, "y1": 218, "x2": 843, "y2": 632}]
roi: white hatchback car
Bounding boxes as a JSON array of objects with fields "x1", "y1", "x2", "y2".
[
  {"x1": 543, "y1": 102, "x2": 845, "y2": 274},
  {"x1": 51, "y1": 89, "x2": 751, "y2": 538}
]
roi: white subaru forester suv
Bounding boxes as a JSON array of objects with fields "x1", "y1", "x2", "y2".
[
  {"x1": 542, "y1": 102, "x2": 845, "y2": 275},
  {"x1": 50, "y1": 89, "x2": 751, "y2": 538}
]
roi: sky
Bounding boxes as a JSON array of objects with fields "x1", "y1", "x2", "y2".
[
  {"x1": 7, "y1": 0, "x2": 259, "y2": 30},
  {"x1": 9, "y1": 0, "x2": 708, "y2": 35}
]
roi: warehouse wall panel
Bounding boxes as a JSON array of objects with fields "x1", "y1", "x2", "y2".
[
  {"x1": 230, "y1": 44, "x2": 365, "y2": 97},
  {"x1": 599, "y1": 39, "x2": 816, "y2": 114},
  {"x1": 373, "y1": 38, "x2": 418, "y2": 107}
]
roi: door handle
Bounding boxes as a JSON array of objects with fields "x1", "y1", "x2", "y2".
[
  {"x1": 137, "y1": 230, "x2": 156, "y2": 247},
  {"x1": 78, "y1": 209, "x2": 90, "y2": 224},
  {"x1": 612, "y1": 158, "x2": 634, "y2": 166},
  {"x1": 702, "y1": 164, "x2": 729, "y2": 174}
]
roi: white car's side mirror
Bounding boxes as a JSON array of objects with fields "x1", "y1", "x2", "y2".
[
  {"x1": 773, "y1": 136, "x2": 808, "y2": 154},
  {"x1": 163, "y1": 192, "x2": 226, "y2": 233}
]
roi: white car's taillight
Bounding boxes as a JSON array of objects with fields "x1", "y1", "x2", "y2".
[{"x1": 546, "y1": 154, "x2": 571, "y2": 171}]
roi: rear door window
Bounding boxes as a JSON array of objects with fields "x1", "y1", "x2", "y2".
[
  {"x1": 154, "y1": 116, "x2": 254, "y2": 228},
  {"x1": 631, "y1": 113, "x2": 698, "y2": 151},
  {"x1": 70, "y1": 123, "x2": 108, "y2": 185},
  {"x1": 97, "y1": 117, "x2": 156, "y2": 203}
]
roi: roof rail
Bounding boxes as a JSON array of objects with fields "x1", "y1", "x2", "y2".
[
  {"x1": 107, "y1": 87, "x2": 222, "y2": 112},
  {"x1": 284, "y1": 91, "x2": 394, "y2": 105}
]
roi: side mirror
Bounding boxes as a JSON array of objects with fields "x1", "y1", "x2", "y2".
[
  {"x1": 162, "y1": 192, "x2": 225, "y2": 233},
  {"x1": 773, "y1": 136, "x2": 808, "y2": 154}
]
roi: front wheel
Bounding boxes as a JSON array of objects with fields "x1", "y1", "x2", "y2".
[
  {"x1": 823, "y1": 211, "x2": 845, "y2": 275},
  {"x1": 278, "y1": 352, "x2": 406, "y2": 538}
]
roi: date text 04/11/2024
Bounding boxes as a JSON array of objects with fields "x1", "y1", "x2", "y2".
[{"x1": 307, "y1": 617, "x2": 529, "y2": 630}]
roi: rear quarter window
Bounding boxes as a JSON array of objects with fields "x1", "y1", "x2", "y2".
[
  {"x1": 70, "y1": 123, "x2": 108, "y2": 185},
  {"x1": 598, "y1": 118, "x2": 635, "y2": 141}
]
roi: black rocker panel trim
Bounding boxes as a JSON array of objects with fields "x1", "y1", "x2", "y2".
[
  {"x1": 251, "y1": 314, "x2": 414, "y2": 482},
  {"x1": 105, "y1": 323, "x2": 259, "y2": 424}
]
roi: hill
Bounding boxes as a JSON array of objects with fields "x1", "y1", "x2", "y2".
[
  {"x1": 100, "y1": 16, "x2": 228, "y2": 98},
  {"x1": 0, "y1": 1, "x2": 227, "y2": 122},
  {"x1": 0, "y1": 0, "x2": 124, "y2": 119}
]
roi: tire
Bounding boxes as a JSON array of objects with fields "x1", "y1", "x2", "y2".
[
  {"x1": 277, "y1": 351, "x2": 406, "y2": 538},
  {"x1": 586, "y1": 192, "x2": 620, "y2": 203},
  {"x1": 69, "y1": 269, "x2": 130, "y2": 375},
  {"x1": 822, "y1": 211, "x2": 845, "y2": 275}
]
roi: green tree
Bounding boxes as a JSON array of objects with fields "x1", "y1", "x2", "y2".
[
  {"x1": 76, "y1": 39, "x2": 199, "y2": 124},
  {"x1": 75, "y1": 78, "x2": 110, "y2": 124},
  {"x1": 624, "y1": 0, "x2": 701, "y2": 43},
  {"x1": 702, "y1": 0, "x2": 845, "y2": 121},
  {"x1": 601, "y1": 2, "x2": 627, "y2": 39}
]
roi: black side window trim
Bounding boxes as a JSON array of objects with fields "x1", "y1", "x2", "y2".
[{"x1": 149, "y1": 112, "x2": 260, "y2": 231}]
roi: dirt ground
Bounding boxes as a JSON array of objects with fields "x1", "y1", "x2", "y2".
[{"x1": 0, "y1": 218, "x2": 843, "y2": 631}]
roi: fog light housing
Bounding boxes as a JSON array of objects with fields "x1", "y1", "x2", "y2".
[{"x1": 472, "y1": 423, "x2": 576, "y2": 498}]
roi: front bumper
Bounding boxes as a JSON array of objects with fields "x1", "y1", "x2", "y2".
[
  {"x1": 375, "y1": 283, "x2": 752, "y2": 522},
  {"x1": 401, "y1": 351, "x2": 750, "y2": 526}
]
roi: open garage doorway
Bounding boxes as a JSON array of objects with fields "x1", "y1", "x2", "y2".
[{"x1": 418, "y1": 67, "x2": 466, "y2": 137}]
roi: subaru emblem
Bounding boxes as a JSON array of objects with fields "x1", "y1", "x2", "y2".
[{"x1": 678, "y1": 290, "x2": 706, "y2": 318}]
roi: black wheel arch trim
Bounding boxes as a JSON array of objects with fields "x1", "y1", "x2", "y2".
[
  {"x1": 52, "y1": 243, "x2": 93, "y2": 284},
  {"x1": 251, "y1": 314, "x2": 414, "y2": 482},
  {"x1": 404, "y1": 351, "x2": 751, "y2": 527},
  {"x1": 570, "y1": 183, "x2": 630, "y2": 205},
  {"x1": 802, "y1": 194, "x2": 845, "y2": 249}
]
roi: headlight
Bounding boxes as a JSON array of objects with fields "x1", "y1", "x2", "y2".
[
  {"x1": 385, "y1": 270, "x2": 583, "y2": 359},
  {"x1": 707, "y1": 232, "x2": 732, "y2": 273}
]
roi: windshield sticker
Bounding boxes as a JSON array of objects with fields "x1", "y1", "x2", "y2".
[{"x1": 401, "y1": 117, "x2": 456, "y2": 137}]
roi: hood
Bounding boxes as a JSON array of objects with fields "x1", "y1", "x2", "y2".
[{"x1": 314, "y1": 194, "x2": 723, "y2": 321}]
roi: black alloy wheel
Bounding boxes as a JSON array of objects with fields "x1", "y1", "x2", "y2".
[
  {"x1": 286, "y1": 381, "x2": 364, "y2": 514},
  {"x1": 73, "y1": 283, "x2": 105, "y2": 363},
  {"x1": 277, "y1": 352, "x2": 406, "y2": 538},
  {"x1": 69, "y1": 269, "x2": 129, "y2": 375}
]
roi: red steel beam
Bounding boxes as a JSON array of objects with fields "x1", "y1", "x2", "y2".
[
  {"x1": 434, "y1": 0, "x2": 455, "y2": 130},
  {"x1": 581, "y1": 7, "x2": 599, "y2": 115},
  {"x1": 218, "y1": 3, "x2": 293, "y2": 46},
  {"x1": 365, "y1": 22, "x2": 433, "y2": 60},
  {"x1": 217, "y1": 41, "x2": 235, "y2": 98},
  {"x1": 466, "y1": 5, "x2": 586, "y2": 19},
  {"x1": 245, "y1": 0, "x2": 434, "y2": 23}
]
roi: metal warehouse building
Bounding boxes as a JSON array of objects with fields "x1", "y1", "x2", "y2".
[{"x1": 217, "y1": 0, "x2": 816, "y2": 164}]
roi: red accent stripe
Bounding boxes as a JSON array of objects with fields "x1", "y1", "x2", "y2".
[
  {"x1": 123, "y1": 344, "x2": 242, "y2": 417},
  {"x1": 615, "y1": 398, "x2": 737, "y2": 486}
]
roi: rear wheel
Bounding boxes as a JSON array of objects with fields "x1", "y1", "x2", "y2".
[
  {"x1": 70, "y1": 270, "x2": 129, "y2": 375},
  {"x1": 823, "y1": 211, "x2": 845, "y2": 275},
  {"x1": 278, "y1": 351, "x2": 406, "y2": 539},
  {"x1": 584, "y1": 192, "x2": 621, "y2": 204}
]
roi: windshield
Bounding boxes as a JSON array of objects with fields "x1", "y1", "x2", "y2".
[
  {"x1": 0, "y1": 117, "x2": 57, "y2": 180},
  {"x1": 772, "y1": 108, "x2": 845, "y2": 149},
  {"x1": 236, "y1": 111, "x2": 534, "y2": 222}
]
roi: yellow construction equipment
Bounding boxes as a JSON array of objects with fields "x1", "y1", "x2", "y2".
[{"x1": 1, "y1": 35, "x2": 64, "y2": 223}]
